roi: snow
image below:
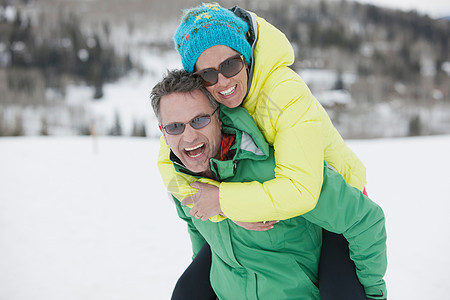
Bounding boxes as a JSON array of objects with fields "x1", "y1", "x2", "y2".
[
  {"x1": 0, "y1": 137, "x2": 191, "y2": 300},
  {"x1": 314, "y1": 89, "x2": 352, "y2": 107},
  {"x1": 63, "y1": 49, "x2": 182, "y2": 138},
  {"x1": 350, "y1": 0, "x2": 450, "y2": 18},
  {"x1": 297, "y1": 68, "x2": 357, "y2": 93},
  {"x1": 1, "y1": 135, "x2": 450, "y2": 299}
]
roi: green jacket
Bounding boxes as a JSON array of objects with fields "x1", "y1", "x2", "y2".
[{"x1": 171, "y1": 105, "x2": 387, "y2": 299}]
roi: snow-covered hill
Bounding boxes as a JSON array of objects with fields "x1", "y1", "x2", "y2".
[{"x1": 1, "y1": 136, "x2": 449, "y2": 299}]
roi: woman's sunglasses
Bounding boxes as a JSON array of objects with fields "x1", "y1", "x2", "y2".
[
  {"x1": 194, "y1": 54, "x2": 245, "y2": 87},
  {"x1": 162, "y1": 107, "x2": 219, "y2": 135}
]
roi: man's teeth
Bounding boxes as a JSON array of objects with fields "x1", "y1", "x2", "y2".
[
  {"x1": 188, "y1": 152, "x2": 203, "y2": 158},
  {"x1": 185, "y1": 143, "x2": 205, "y2": 158},
  {"x1": 185, "y1": 144, "x2": 204, "y2": 151},
  {"x1": 219, "y1": 85, "x2": 236, "y2": 96}
]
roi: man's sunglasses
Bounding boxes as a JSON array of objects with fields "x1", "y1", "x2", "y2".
[
  {"x1": 194, "y1": 54, "x2": 245, "y2": 87},
  {"x1": 162, "y1": 107, "x2": 219, "y2": 135}
]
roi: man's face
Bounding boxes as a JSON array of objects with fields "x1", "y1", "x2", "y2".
[{"x1": 159, "y1": 90, "x2": 222, "y2": 175}]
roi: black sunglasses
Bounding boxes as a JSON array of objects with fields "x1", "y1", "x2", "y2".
[
  {"x1": 194, "y1": 54, "x2": 245, "y2": 87},
  {"x1": 162, "y1": 107, "x2": 219, "y2": 135}
]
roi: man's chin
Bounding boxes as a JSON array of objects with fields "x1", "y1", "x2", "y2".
[
  {"x1": 189, "y1": 168, "x2": 210, "y2": 177},
  {"x1": 182, "y1": 161, "x2": 209, "y2": 175}
]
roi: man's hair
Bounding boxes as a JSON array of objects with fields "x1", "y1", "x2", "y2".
[{"x1": 150, "y1": 69, "x2": 219, "y2": 123}]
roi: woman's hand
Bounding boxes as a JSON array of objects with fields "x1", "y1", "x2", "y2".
[
  {"x1": 231, "y1": 220, "x2": 279, "y2": 231},
  {"x1": 181, "y1": 181, "x2": 279, "y2": 230},
  {"x1": 181, "y1": 181, "x2": 222, "y2": 221}
]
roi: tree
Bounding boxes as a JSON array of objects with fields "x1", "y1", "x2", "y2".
[
  {"x1": 109, "y1": 112, "x2": 122, "y2": 136},
  {"x1": 12, "y1": 114, "x2": 24, "y2": 136},
  {"x1": 333, "y1": 70, "x2": 345, "y2": 90},
  {"x1": 131, "y1": 120, "x2": 147, "y2": 137},
  {"x1": 408, "y1": 115, "x2": 422, "y2": 136},
  {"x1": 40, "y1": 116, "x2": 49, "y2": 136}
]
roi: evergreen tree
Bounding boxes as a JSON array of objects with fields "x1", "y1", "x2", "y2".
[
  {"x1": 109, "y1": 112, "x2": 122, "y2": 136},
  {"x1": 408, "y1": 115, "x2": 422, "y2": 136},
  {"x1": 333, "y1": 70, "x2": 345, "y2": 90},
  {"x1": 131, "y1": 120, "x2": 147, "y2": 137},
  {"x1": 0, "y1": 111, "x2": 5, "y2": 137},
  {"x1": 12, "y1": 114, "x2": 24, "y2": 136},
  {"x1": 40, "y1": 117, "x2": 48, "y2": 136}
]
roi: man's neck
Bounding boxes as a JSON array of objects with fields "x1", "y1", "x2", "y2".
[{"x1": 199, "y1": 169, "x2": 215, "y2": 179}]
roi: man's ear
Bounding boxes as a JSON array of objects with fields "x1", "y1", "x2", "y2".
[
  {"x1": 216, "y1": 107, "x2": 222, "y2": 129},
  {"x1": 159, "y1": 124, "x2": 168, "y2": 143}
]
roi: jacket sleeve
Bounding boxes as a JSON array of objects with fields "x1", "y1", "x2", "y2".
[
  {"x1": 219, "y1": 75, "x2": 324, "y2": 222},
  {"x1": 302, "y1": 166, "x2": 387, "y2": 299},
  {"x1": 157, "y1": 137, "x2": 227, "y2": 223},
  {"x1": 173, "y1": 195, "x2": 206, "y2": 259},
  {"x1": 318, "y1": 103, "x2": 367, "y2": 191},
  {"x1": 157, "y1": 137, "x2": 199, "y2": 201}
]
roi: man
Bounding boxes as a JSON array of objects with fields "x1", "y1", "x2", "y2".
[{"x1": 151, "y1": 70, "x2": 387, "y2": 300}]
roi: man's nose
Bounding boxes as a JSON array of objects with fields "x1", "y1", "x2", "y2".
[{"x1": 181, "y1": 123, "x2": 199, "y2": 142}]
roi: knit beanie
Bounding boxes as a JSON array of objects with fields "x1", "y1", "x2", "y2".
[{"x1": 173, "y1": 3, "x2": 252, "y2": 73}]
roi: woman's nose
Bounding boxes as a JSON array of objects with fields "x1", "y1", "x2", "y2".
[{"x1": 216, "y1": 72, "x2": 231, "y2": 86}]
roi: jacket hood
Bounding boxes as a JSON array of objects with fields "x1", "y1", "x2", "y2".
[
  {"x1": 230, "y1": 7, "x2": 295, "y2": 114},
  {"x1": 229, "y1": 6, "x2": 257, "y2": 99}
]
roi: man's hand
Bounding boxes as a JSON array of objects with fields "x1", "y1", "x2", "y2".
[
  {"x1": 232, "y1": 220, "x2": 279, "y2": 231},
  {"x1": 181, "y1": 181, "x2": 222, "y2": 221}
]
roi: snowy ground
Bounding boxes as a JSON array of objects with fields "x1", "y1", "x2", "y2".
[{"x1": 1, "y1": 135, "x2": 449, "y2": 299}]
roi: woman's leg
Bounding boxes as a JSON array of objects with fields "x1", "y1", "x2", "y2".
[
  {"x1": 319, "y1": 230, "x2": 366, "y2": 300},
  {"x1": 171, "y1": 243, "x2": 216, "y2": 300}
]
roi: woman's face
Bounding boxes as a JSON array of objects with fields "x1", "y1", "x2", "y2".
[{"x1": 195, "y1": 45, "x2": 248, "y2": 108}]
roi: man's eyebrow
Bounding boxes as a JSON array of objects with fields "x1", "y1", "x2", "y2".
[
  {"x1": 165, "y1": 112, "x2": 210, "y2": 124},
  {"x1": 193, "y1": 112, "x2": 211, "y2": 118}
]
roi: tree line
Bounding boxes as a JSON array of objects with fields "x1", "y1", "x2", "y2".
[{"x1": 253, "y1": 0, "x2": 449, "y2": 103}]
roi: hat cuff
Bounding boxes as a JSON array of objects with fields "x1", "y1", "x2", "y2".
[{"x1": 182, "y1": 27, "x2": 252, "y2": 73}]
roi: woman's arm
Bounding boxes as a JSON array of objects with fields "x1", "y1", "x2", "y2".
[
  {"x1": 219, "y1": 76, "x2": 325, "y2": 222},
  {"x1": 157, "y1": 137, "x2": 199, "y2": 202},
  {"x1": 157, "y1": 139, "x2": 227, "y2": 222}
]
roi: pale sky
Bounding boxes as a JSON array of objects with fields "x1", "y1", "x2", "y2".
[{"x1": 354, "y1": 0, "x2": 450, "y2": 18}]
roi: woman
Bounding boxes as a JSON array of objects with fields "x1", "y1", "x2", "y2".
[{"x1": 159, "y1": 3, "x2": 367, "y2": 222}]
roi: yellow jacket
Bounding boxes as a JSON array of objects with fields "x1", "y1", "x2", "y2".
[{"x1": 157, "y1": 12, "x2": 366, "y2": 222}]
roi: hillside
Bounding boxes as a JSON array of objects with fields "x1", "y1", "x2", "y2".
[{"x1": 0, "y1": 0, "x2": 449, "y2": 138}]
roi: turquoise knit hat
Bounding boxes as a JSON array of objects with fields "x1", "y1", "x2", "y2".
[{"x1": 174, "y1": 3, "x2": 252, "y2": 73}]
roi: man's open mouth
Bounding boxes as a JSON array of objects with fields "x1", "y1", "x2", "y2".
[{"x1": 184, "y1": 143, "x2": 205, "y2": 158}]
